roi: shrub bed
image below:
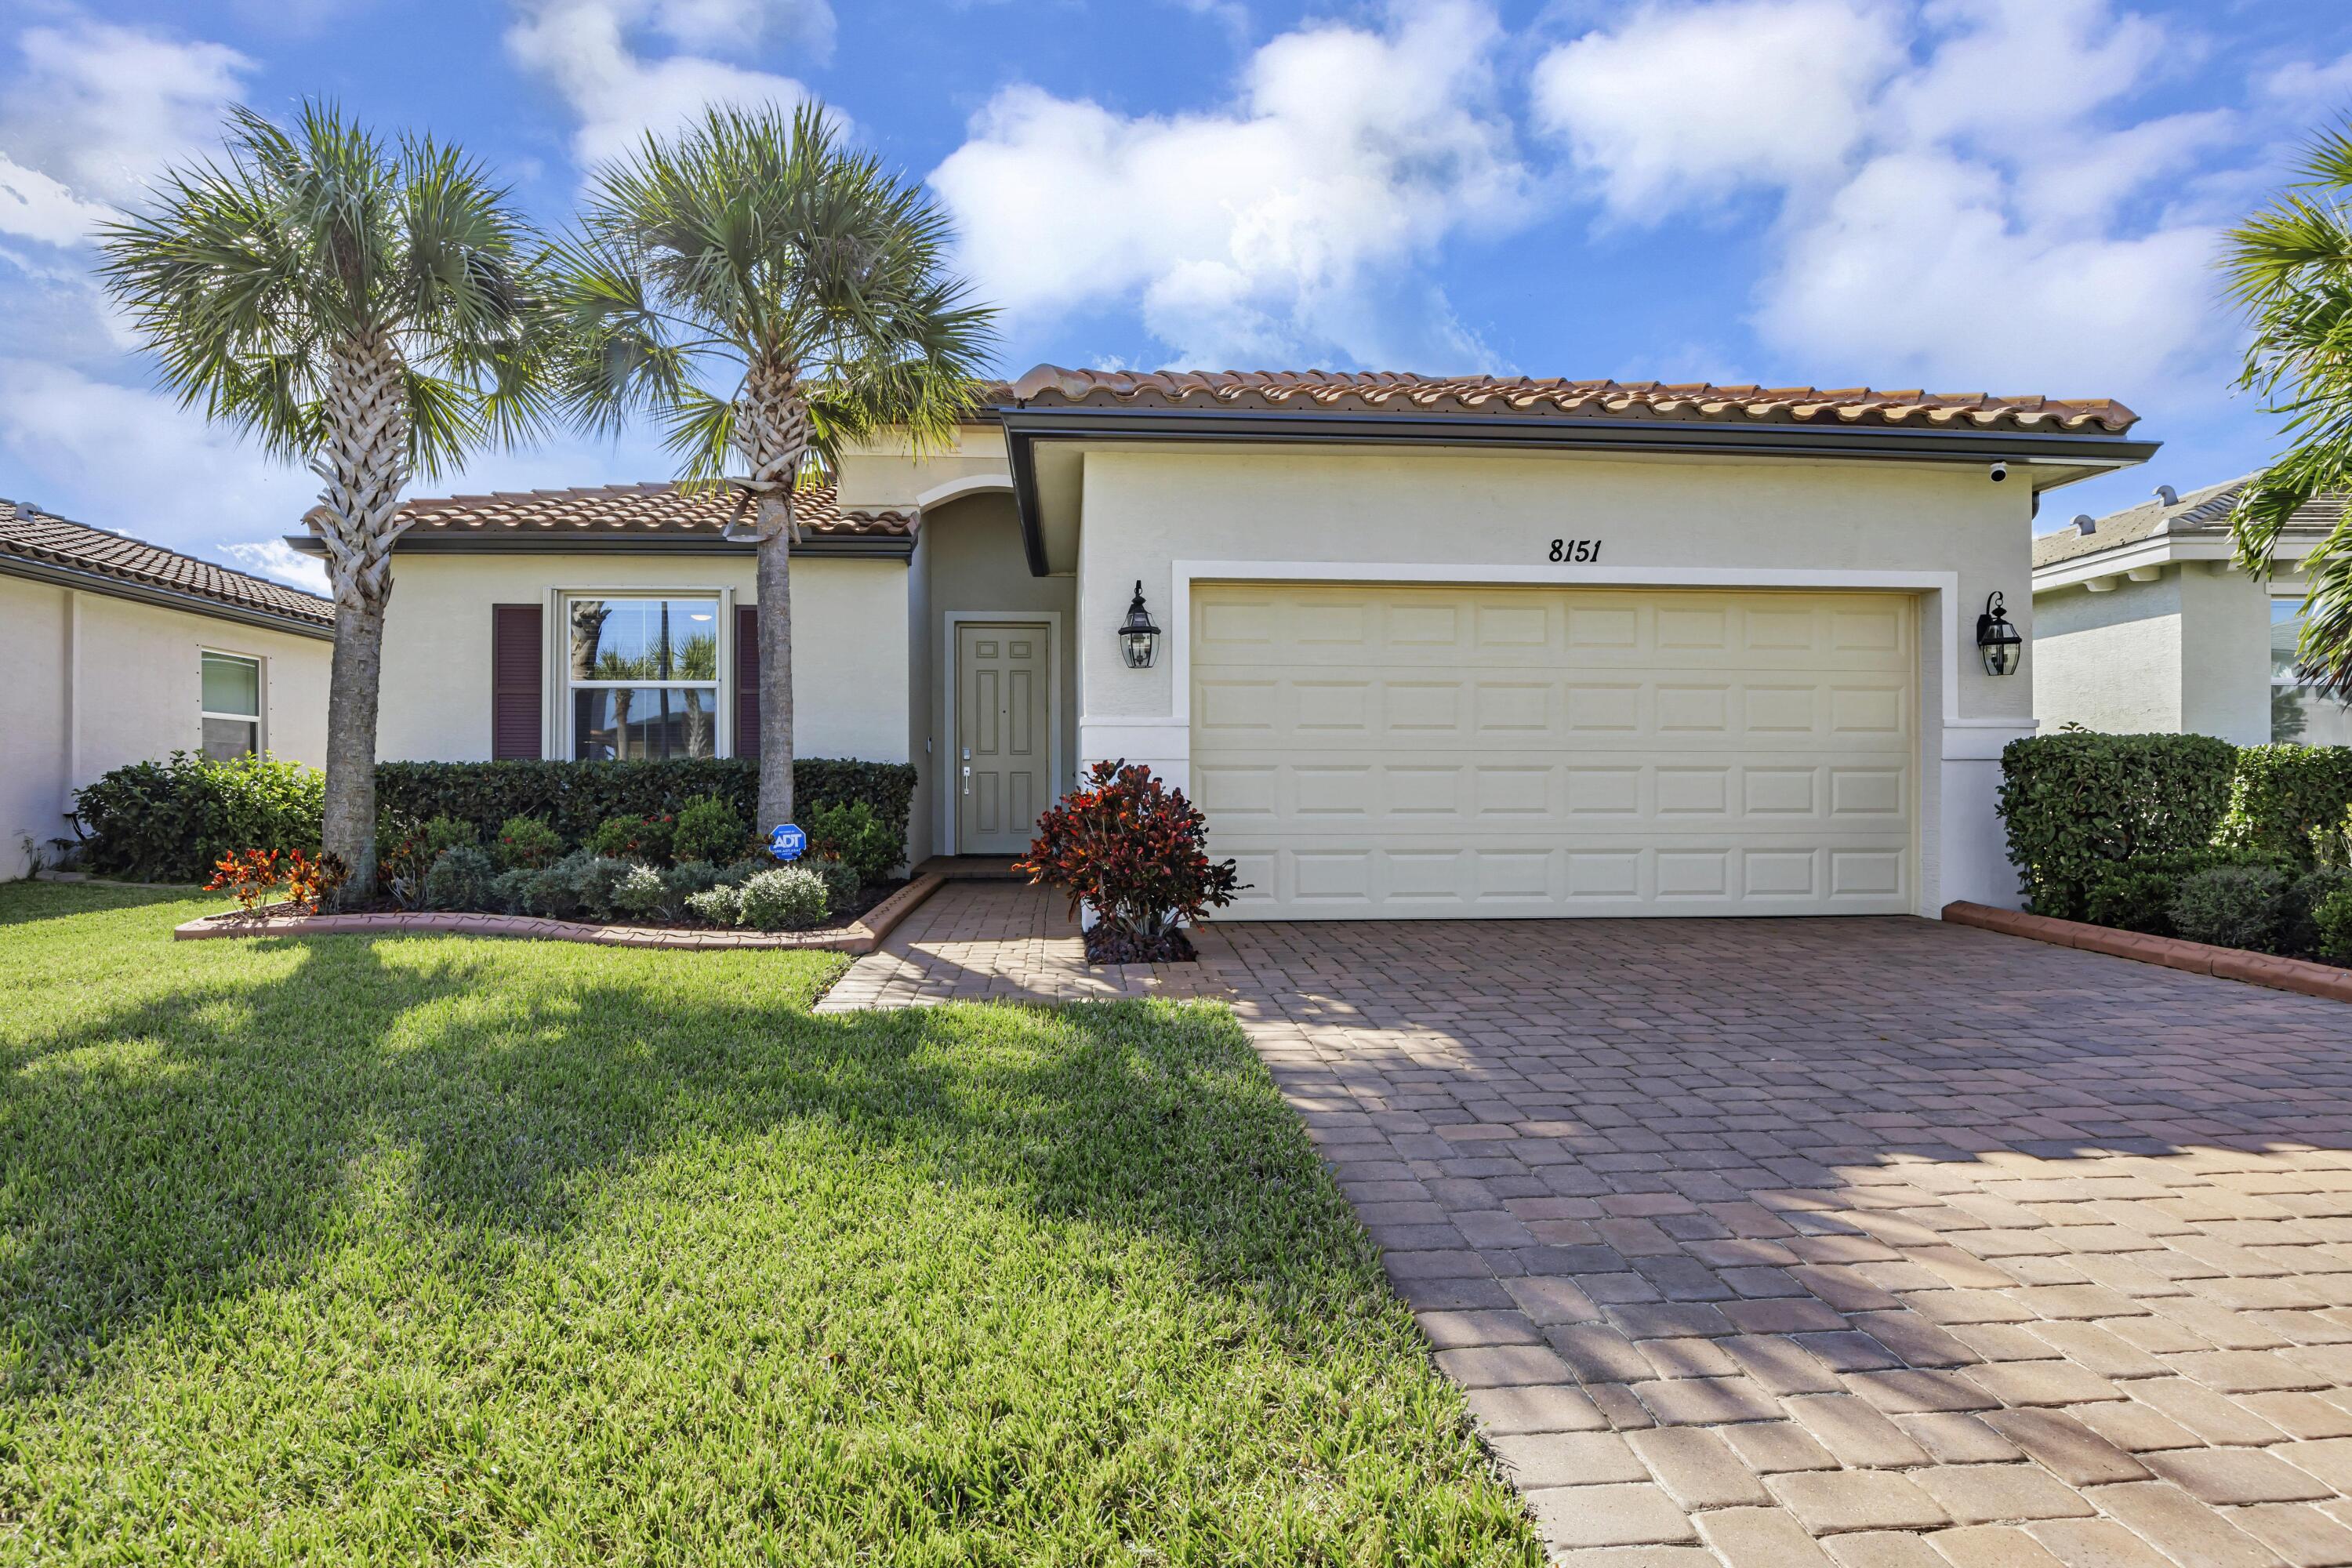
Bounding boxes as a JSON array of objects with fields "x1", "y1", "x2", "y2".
[
  {"x1": 71, "y1": 753, "x2": 325, "y2": 883},
  {"x1": 1998, "y1": 731, "x2": 2238, "y2": 920},
  {"x1": 373, "y1": 759, "x2": 916, "y2": 867}
]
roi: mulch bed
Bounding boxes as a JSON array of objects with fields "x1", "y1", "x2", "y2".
[{"x1": 1082, "y1": 926, "x2": 1199, "y2": 964}]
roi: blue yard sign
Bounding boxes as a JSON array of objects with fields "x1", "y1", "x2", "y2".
[{"x1": 768, "y1": 822, "x2": 807, "y2": 861}]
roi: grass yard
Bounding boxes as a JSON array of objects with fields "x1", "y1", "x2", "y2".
[{"x1": 0, "y1": 881, "x2": 1539, "y2": 1565}]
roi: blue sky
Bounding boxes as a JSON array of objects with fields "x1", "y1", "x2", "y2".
[{"x1": 2, "y1": 0, "x2": 2349, "y2": 593}]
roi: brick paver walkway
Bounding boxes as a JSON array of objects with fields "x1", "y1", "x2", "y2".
[
  {"x1": 813, "y1": 880, "x2": 1231, "y2": 1010},
  {"x1": 1207, "y1": 915, "x2": 2352, "y2": 1566},
  {"x1": 822, "y1": 889, "x2": 2352, "y2": 1564}
]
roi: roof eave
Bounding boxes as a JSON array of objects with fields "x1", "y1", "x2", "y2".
[
  {"x1": 0, "y1": 552, "x2": 335, "y2": 640},
  {"x1": 998, "y1": 404, "x2": 2161, "y2": 579},
  {"x1": 286, "y1": 532, "x2": 916, "y2": 561}
]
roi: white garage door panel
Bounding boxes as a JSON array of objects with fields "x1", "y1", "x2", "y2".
[{"x1": 1191, "y1": 584, "x2": 1915, "y2": 918}]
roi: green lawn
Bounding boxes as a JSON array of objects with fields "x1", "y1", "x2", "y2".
[{"x1": 0, "y1": 882, "x2": 1538, "y2": 1565}]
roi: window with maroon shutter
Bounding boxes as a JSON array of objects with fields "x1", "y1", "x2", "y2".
[
  {"x1": 491, "y1": 604, "x2": 543, "y2": 760},
  {"x1": 735, "y1": 604, "x2": 760, "y2": 758}
]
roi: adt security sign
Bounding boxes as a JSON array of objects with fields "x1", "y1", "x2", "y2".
[{"x1": 768, "y1": 822, "x2": 807, "y2": 861}]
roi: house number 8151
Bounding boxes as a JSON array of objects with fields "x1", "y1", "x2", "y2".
[{"x1": 1549, "y1": 539, "x2": 1602, "y2": 563}]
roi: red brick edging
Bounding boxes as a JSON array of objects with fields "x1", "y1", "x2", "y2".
[
  {"x1": 1942, "y1": 900, "x2": 2352, "y2": 1003},
  {"x1": 172, "y1": 872, "x2": 947, "y2": 954}
]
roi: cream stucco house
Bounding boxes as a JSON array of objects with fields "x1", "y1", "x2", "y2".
[
  {"x1": 2032, "y1": 477, "x2": 2351, "y2": 747},
  {"x1": 1, "y1": 499, "x2": 334, "y2": 878},
  {"x1": 331, "y1": 365, "x2": 2158, "y2": 918}
]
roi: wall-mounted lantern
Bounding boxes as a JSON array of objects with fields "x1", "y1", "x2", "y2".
[
  {"x1": 1120, "y1": 580, "x2": 1160, "y2": 670},
  {"x1": 1976, "y1": 590, "x2": 2022, "y2": 677}
]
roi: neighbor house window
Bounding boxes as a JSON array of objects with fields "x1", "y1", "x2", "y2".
[
  {"x1": 2271, "y1": 597, "x2": 2352, "y2": 744},
  {"x1": 565, "y1": 595, "x2": 722, "y2": 760},
  {"x1": 200, "y1": 651, "x2": 263, "y2": 760}
]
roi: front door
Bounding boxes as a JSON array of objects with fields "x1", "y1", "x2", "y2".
[{"x1": 956, "y1": 622, "x2": 1051, "y2": 855}]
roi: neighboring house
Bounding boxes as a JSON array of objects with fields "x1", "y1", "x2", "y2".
[
  {"x1": 329, "y1": 365, "x2": 2156, "y2": 918},
  {"x1": 0, "y1": 499, "x2": 334, "y2": 878},
  {"x1": 2031, "y1": 477, "x2": 2352, "y2": 747}
]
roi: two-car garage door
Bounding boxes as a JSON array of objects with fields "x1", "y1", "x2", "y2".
[{"x1": 1189, "y1": 583, "x2": 1915, "y2": 919}]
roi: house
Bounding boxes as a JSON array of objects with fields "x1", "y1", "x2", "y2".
[
  {"x1": 2031, "y1": 477, "x2": 2351, "y2": 746},
  {"x1": 338, "y1": 365, "x2": 2157, "y2": 918},
  {"x1": 0, "y1": 499, "x2": 334, "y2": 878}
]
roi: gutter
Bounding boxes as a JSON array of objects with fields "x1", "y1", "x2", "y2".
[
  {"x1": 997, "y1": 404, "x2": 2164, "y2": 579},
  {"x1": 282, "y1": 533, "x2": 917, "y2": 561},
  {"x1": 0, "y1": 553, "x2": 334, "y2": 641}
]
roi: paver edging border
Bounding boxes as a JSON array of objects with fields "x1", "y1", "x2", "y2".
[
  {"x1": 1943, "y1": 899, "x2": 2352, "y2": 1003},
  {"x1": 172, "y1": 871, "x2": 948, "y2": 954}
]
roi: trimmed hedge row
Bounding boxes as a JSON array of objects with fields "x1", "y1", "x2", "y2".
[
  {"x1": 2001, "y1": 733, "x2": 2352, "y2": 919},
  {"x1": 2220, "y1": 745, "x2": 2352, "y2": 857},
  {"x1": 372, "y1": 759, "x2": 917, "y2": 855},
  {"x1": 71, "y1": 752, "x2": 327, "y2": 884},
  {"x1": 1998, "y1": 732, "x2": 2237, "y2": 920}
]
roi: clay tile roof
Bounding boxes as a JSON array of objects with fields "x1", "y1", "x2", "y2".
[
  {"x1": 0, "y1": 498, "x2": 332, "y2": 628},
  {"x1": 393, "y1": 481, "x2": 918, "y2": 541},
  {"x1": 1001, "y1": 365, "x2": 2141, "y2": 435},
  {"x1": 2032, "y1": 475, "x2": 2348, "y2": 571}
]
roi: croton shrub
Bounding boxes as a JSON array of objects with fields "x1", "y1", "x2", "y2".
[{"x1": 1017, "y1": 760, "x2": 1243, "y2": 962}]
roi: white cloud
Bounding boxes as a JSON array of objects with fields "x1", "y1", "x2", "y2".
[
  {"x1": 505, "y1": 0, "x2": 833, "y2": 172},
  {"x1": 1759, "y1": 151, "x2": 2221, "y2": 391},
  {"x1": 1530, "y1": 0, "x2": 1904, "y2": 217},
  {"x1": 929, "y1": 0, "x2": 1530, "y2": 369},
  {"x1": 0, "y1": 359, "x2": 312, "y2": 546},
  {"x1": 0, "y1": 155, "x2": 113, "y2": 247},
  {"x1": 222, "y1": 538, "x2": 331, "y2": 596},
  {"x1": 1534, "y1": 0, "x2": 2235, "y2": 398},
  {"x1": 0, "y1": 20, "x2": 251, "y2": 222},
  {"x1": 2267, "y1": 50, "x2": 2352, "y2": 110}
]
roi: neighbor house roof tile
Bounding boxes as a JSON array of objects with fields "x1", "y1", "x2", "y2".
[
  {"x1": 393, "y1": 481, "x2": 919, "y2": 541},
  {"x1": 1002, "y1": 365, "x2": 2141, "y2": 435},
  {"x1": 2033, "y1": 476, "x2": 2347, "y2": 570},
  {"x1": 0, "y1": 498, "x2": 333, "y2": 628}
]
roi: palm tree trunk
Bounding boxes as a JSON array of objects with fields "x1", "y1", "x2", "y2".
[
  {"x1": 739, "y1": 362, "x2": 808, "y2": 833},
  {"x1": 305, "y1": 332, "x2": 412, "y2": 906},
  {"x1": 322, "y1": 597, "x2": 386, "y2": 894},
  {"x1": 757, "y1": 526, "x2": 794, "y2": 829}
]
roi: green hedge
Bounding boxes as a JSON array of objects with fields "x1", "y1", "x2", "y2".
[
  {"x1": 373, "y1": 759, "x2": 917, "y2": 859},
  {"x1": 1997, "y1": 731, "x2": 2238, "y2": 919},
  {"x1": 71, "y1": 752, "x2": 325, "y2": 883},
  {"x1": 2220, "y1": 744, "x2": 2352, "y2": 858}
]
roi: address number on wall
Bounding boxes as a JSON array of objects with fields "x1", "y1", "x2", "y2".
[{"x1": 1548, "y1": 539, "x2": 1603, "y2": 563}]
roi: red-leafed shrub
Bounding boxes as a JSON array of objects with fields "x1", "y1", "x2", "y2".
[
  {"x1": 204, "y1": 846, "x2": 351, "y2": 917},
  {"x1": 1017, "y1": 760, "x2": 1243, "y2": 963}
]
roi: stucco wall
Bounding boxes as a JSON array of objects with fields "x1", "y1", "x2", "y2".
[
  {"x1": 2032, "y1": 575, "x2": 2185, "y2": 734},
  {"x1": 375, "y1": 552, "x2": 910, "y2": 765},
  {"x1": 2031, "y1": 564, "x2": 2280, "y2": 746},
  {"x1": 908, "y1": 492, "x2": 1078, "y2": 859},
  {"x1": 0, "y1": 575, "x2": 332, "y2": 877},
  {"x1": 1066, "y1": 445, "x2": 2040, "y2": 912},
  {"x1": 835, "y1": 425, "x2": 1009, "y2": 511},
  {"x1": 2180, "y1": 564, "x2": 2275, "y2": 745}
]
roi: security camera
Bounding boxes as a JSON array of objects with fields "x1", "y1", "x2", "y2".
[{"x1": 1988, "y1": 461, "x2": 2010, "y2": 483}]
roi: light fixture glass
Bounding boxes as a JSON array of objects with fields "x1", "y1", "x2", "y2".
[
  {"x1": 1976, "y1": 590, "x2": 2022, "y2": 677},
  {"x1": 1120, "y1": 580, "x2": 1160, "y2": 670}
]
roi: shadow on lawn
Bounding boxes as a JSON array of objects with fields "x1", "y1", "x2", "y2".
[{"x1": 0, "y1": 933, "x2": 1371, "y2": 1391}]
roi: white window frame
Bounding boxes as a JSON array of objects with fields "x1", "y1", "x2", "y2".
[
  {"x1": 198, "y1": 648, "x2": 266, "y2": 759},
  {"x1": 2270, "y1": 590, "x2": 2348, "y2": 742},
  {"x1": 557, "y1": 589, "x2": 731, "y2": 761}
]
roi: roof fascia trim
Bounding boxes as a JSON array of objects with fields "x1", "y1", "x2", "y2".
[
  {"x1": 0, "y1": 553, "x2": 335, "y2": 639},
  {"x1": 292, "y1": 533, "x2": 916, "y2": 561},
  {"x1": 999, "y1": 405, "x2": 2163, "y2": 581}
]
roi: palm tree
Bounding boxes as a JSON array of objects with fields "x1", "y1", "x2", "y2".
[
  {"x1": 559, "y1": 102, "x2": 996, "y2": 831},
  {"x1": 99, "y1": 102, "x2": 564, "y2": 899},
  {"x1": 2227, "y1": 120, "x2": 2352, "y2": 699}
]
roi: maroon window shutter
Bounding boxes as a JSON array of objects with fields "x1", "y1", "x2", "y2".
[
  {"x1": 492, "y1": 604, "x2": 543, "y2": 760},
  {"x1": 735, "y1": 604, "x2": 760, "y2": 759}
]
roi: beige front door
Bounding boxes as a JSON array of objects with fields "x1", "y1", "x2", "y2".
[
  {"x1": 956, "y1": 622, "x2": 1051, "y2": 855},
  {"x1": 1190, "y1": 583, "x2": 1916, "y2": 918}
]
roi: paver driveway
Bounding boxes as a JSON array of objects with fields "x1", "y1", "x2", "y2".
[{"x1": 1204, "y1": 914, "x2": 2352, "y2": 1566}]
